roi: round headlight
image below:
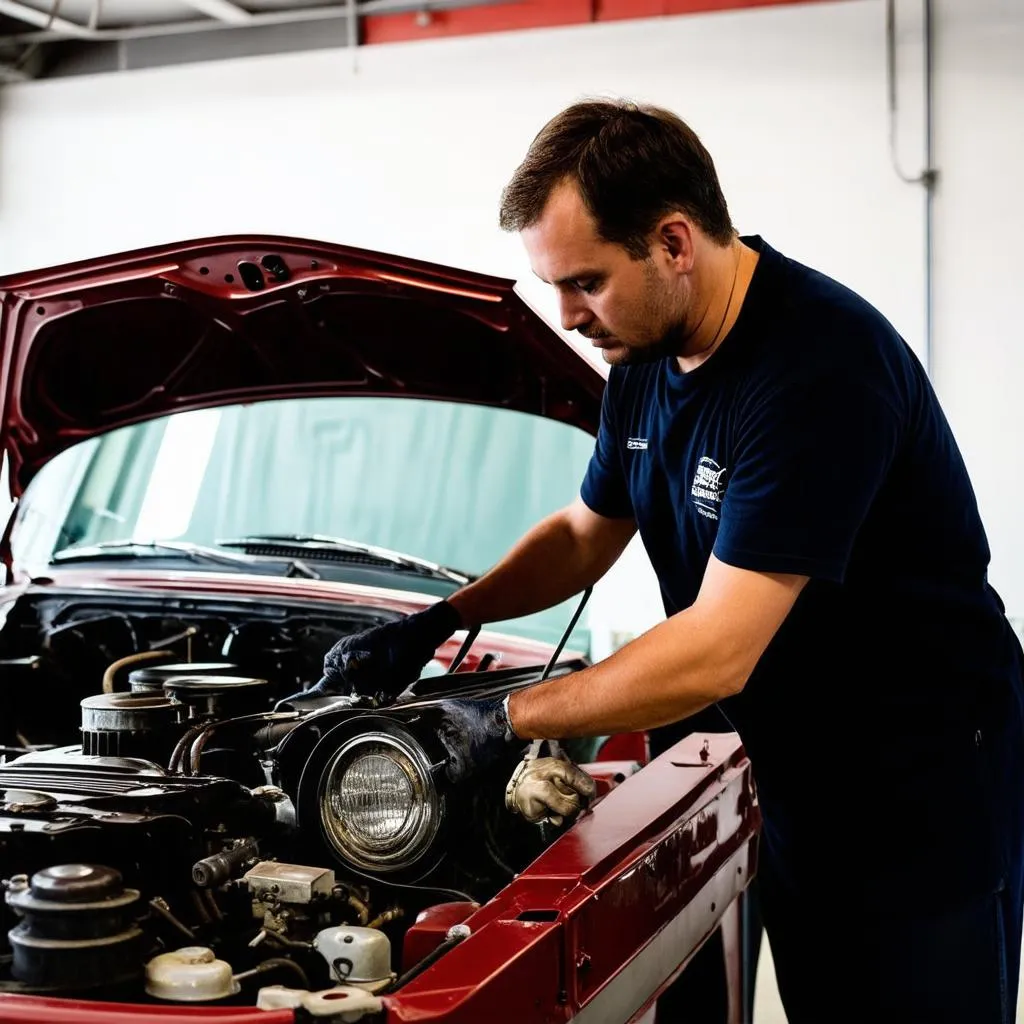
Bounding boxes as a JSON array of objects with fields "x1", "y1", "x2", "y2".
[{"x1": 320, "y1": 733, "x2": 440, "y2": 873}]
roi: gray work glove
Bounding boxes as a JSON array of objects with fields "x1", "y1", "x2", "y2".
[
  {"x1": 505, "y1": 754, "x2": 597, "y2": 825},
  {"x1": 315, "y1": 601, "x2": 462, "y2": 698}
]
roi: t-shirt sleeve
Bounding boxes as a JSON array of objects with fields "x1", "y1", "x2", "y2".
[
  {"x1": 580, "y1": 378, "x2": 635, "y2": 519},
  {"x1": 713, "y1": 364, "x2": 902, "y2": 582}
]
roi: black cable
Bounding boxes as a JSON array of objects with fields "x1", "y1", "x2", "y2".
[
  {"x1": 337, "y1": 858, "x2": 474, "y2": 905},
  {"x1": 385, "y1": 926, "x2": 470, "y2": 993},
  {"x1": 235, "y1": 957, "x2": 310, "y2": 990},
  {"x1": 149, "y1": 897, "x2": 196, "y2": 942},
  {"x1": 258, "y1": 958, "x2": 309, "y2": 989},
  {"x1": 541, "y1": 587, "x2": 592, "y2": 681}
]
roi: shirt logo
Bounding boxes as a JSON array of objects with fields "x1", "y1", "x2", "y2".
[
  {"x1": 626, "y1": 437, "x2": 649, "y2": 451},
  {"x1": 691, "y1": 456, "x2": 727, "y2": 521}
]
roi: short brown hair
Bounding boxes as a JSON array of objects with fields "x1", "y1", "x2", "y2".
[{"x1": 499, "y1": 98, "x2": 734, "y2": 258}]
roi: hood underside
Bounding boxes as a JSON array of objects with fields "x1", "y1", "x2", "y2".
[{"x1": 0, "y1": 234, "x2": 604, "y2": 496}]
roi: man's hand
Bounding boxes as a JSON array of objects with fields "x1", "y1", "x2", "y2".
[
  {"x1": 505, "y1": 754, "x2": 597, "y2": 825},
  {"x1": 315, "y1": 601, "x2": 461, "y2": 698},
  {"x1": 434, "y1": 695, "x2": 522, "y2": 783}
]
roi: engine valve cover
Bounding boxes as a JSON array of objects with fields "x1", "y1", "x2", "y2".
[{"x1": 0, "y1": 756, "x2": 267, "y2": 889}]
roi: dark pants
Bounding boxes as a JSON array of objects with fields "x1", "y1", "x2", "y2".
[
  {"x1": 756, "y1": 652, "x2": 1024, "y2": 1024},
  {"x1": 759, "y1": 866, "x2": 1024, "y2": 1024},
  {"x1": 650, "y1": 702, "x2": 1024, "y2": 1024}
]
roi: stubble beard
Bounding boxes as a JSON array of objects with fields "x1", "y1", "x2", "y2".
[
  {"x1": 602, "y1": 308, "x2": 690, "y2": 368},
  {"x1": 583, "y1": 260, "x2": 693, "y2": 367}
]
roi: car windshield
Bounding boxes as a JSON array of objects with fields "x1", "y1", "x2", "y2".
[{"x1": 11, "y1": 396, "x2": 596, "y2": 650}]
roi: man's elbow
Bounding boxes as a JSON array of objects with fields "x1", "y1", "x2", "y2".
[{"x1": 712, "y1": 657, "x2": 755, "y2": 700}]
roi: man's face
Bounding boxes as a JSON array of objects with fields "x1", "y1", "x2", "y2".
[{"x1": 521, "y1": 180, "x2": 689, "y2": 366}]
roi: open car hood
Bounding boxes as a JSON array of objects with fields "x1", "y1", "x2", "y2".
[{"x1": 0, "y1": 234, "x2": 605, "y2": 497}]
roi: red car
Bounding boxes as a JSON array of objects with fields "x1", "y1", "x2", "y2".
[{"x1": 0, "y1": 236, "x2": 758, "y2": 1024}]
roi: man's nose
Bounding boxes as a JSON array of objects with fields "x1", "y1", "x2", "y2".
[{"x1": 558, "y1": 294, "x2": 591, "y2": 333}]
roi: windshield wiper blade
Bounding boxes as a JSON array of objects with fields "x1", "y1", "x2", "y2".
[
  {"x1": 216, "y1": 534, "x2": 473, "y2": 586},
  {"x1": 51, "y1": 540, "x2": 320, "y2": 579}
]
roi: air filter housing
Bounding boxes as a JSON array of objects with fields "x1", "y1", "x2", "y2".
[
  {"x1": 162, "y1": 675, "x2": 270, "y2": 719},
  {"x1": 128, "y1": 662, "x2": 239, "y2": 695},
  {"x1": 80, "y1": 693, "x2": 182, "y2": 760}
]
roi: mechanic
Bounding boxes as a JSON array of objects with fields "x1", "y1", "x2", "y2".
[{"x1": 315, "y1": 99, "x2": 1024, "y2": 1023}]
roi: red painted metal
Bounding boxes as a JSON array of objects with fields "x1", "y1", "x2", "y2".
[
  {"x1": 0, "y1": 998, "x2": 294, "y2": 1024},
  {"x1": 579, "y1": 759, "x2": 641, "y2": 798},
  {"x1": 0, "y1": 234, "x2": 604, "y2": 497},
  {"x1": 401, "y1": 901, "x2": 480, "y2": 971},
  {"x1": 363, "y1": 0, "x2": 846, "y2": 45},
  {"x1": 376, "y1": 731, "x2": 758, "y2": 1022},
  {"x1": 595, "y1": 730, "x2": 650, "y2": 765}
]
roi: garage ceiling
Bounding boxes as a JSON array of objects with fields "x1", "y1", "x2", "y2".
[{"x1": 0, "y1": 0, "x2": 843, "y2": 81}]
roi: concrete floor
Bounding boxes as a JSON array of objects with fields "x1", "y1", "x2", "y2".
[{"x1": 752, "y1": 936, "x2": 1024, "y2": 1022}]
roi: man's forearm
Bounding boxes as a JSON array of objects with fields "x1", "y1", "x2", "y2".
[
  {"x1": 505, "y1": 558, "x2": 807, "y2": 739},
  {"x1": 448, "y1": 504, "x2": 631, "y2": 628},
  {"x1": 505, "y1": 606, "x2": 742, "y2": 738}
]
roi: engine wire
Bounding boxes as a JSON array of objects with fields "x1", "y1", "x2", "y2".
[
  {"x1": 234, "y1": 957, "x2": 310, "y2": 990},
  {"x1": 257, "y1": 929, "x2": 312, "y2": 951},
  {"x1": 337, "y1": 859, "x2": 475, "y2": 906},
  {"x1": 149, "y1": 897, "x2": 197, "y2": 942}
]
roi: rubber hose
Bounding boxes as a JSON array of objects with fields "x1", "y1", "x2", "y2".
[{"x1": 102, "y1": 648, "x2": 176, "y2": 694}]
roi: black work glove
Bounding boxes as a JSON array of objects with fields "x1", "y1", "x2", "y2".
[
  {"x1": 435, "y1": 695, "x2": 522, "y2": 784},
  {"x1": 316, "y1": 600, "x2": 462, "y2": 698}
]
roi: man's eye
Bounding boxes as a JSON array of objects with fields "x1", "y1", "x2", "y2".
[{"x1": 575, "y1": 279, "x2": 598, "y2": 294}]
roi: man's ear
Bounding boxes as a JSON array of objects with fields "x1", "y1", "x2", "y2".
[{"x1": 656, "y1": 215, "x2": 696, "y2": 272}]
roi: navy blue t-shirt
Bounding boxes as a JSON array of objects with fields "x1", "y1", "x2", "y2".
[{"x1": 582, "y1": 237, "x2": 1024, "y2": 904}]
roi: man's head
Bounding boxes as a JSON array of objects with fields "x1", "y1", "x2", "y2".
[{"x1": 499, "y1": 99, "x2": 735, "y2": 366}]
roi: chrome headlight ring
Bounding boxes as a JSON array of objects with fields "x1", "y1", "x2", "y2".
[{"x1": 318, "y1": 730, "x2": 441, "y2": 874}]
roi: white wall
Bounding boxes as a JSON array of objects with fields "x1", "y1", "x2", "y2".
[
  {"x1": 0, "y1": 0, "x2": 1020, "y2": 652},
  {"x1": 931, "y1": 0, "x2": 1024, "y2": 622}
]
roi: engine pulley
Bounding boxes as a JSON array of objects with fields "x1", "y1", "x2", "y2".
[{"x1": 4, "y1": 864, "x2": 144, "y2": 991}]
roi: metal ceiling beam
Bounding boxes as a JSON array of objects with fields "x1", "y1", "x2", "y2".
[
  {"x1": 0, "y1": 0, "x2": 94, "y2": 37},
  {"x1": 0, "y1": 0, "x2": 515, "y2": 45},
  {"x1": 0, "y1": 0, "x2": 853, "y2": 70},
  {"x1": 178, "y1": 0, "x2": 253, "y2": 24}
]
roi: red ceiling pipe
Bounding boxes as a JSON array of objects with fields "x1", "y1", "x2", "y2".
[{"x1": 363, "y1": 0, "x2": 845, "y2": 46}]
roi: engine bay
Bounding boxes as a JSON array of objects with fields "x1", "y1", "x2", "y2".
[{"x1": 0, "y1": 585, "x2": 584, "y2": 1006}]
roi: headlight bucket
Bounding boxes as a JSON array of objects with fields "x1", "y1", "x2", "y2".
[
  {"x1": 320, "y1": 732, "x2": 440, "y2": 873},
  {"x1": 295, "y1": 716, "x2": 446, "y2": 878}
]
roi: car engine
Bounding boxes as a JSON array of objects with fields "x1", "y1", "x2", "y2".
[{"x1": 0, "y1": 586, "x2": 584, "y2": 1004}]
